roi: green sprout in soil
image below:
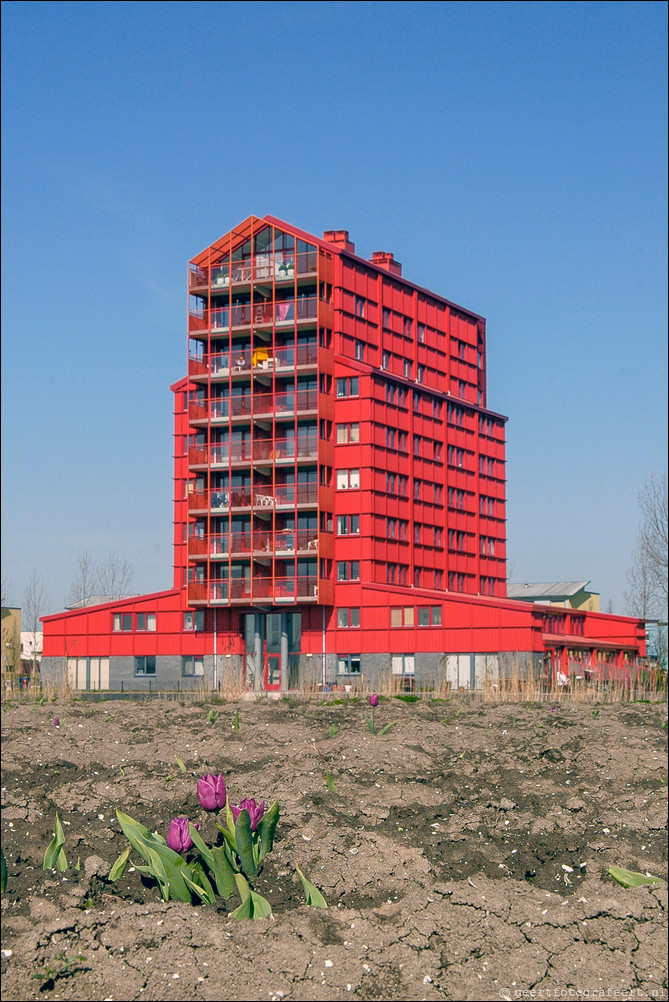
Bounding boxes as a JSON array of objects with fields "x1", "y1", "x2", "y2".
[
  {"x1": 607, "y1": 865, "x2": 667, "y2": 888},
  {"x1": 233, "y1": 709, "x2": 240, "y2": 730},
  {"x1": 207, "y1": 709, "x2": 220, "y2": 725},
  {"x1": 325, "y1": 771, "x2": 337, "y2": 793},
  {"x1": 43, "y1": 812, "x2": 68, "y2": 872},
  {"x1": 327, "y1": 724, "x2": 338, "y2": 738},
  {"x1": 32, "y1": 953, "x2": 90, "y2": 988}
]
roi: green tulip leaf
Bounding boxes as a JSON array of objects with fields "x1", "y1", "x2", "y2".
[
  {"x1": 378, "y1": 722, "x2": 397, "y2": 735},
  {"x1": 296, "y1": 865, "x2": 327, "y2": 908},
  {"x1": 175, "y1": 757, "x2": 187, "y2": 773},
  {"x1": 608, "y1": 866, "x2": 667, "y2": 888},
  {"x1": 109, "y1": 847, "x2": 131, "y2": 881},
  {"x1": 43, "y1": 812, "x2": 68, "y2": 871},
  {"x1": 256, "y1": 800, "x2": 279, "y2": 862},
  {"x1": 325, "y1": 771, "x2": 337, "y2": 793},
  {"x1": 210, "y1": 845, "x2": 238, "y2": 899},
  {"x1": 234, "y1": 810, "x2": 257, "y2": 879}
]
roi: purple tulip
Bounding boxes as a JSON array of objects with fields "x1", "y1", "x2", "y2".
[
  {"x1": 166, "y1": 816, "x2": 198, "y2": 853},
  {"x1": 53, "y1": 717, "x2": 60, "y2": 728},
  {"x1": 197, "y1": 772, "x2": 227, "y2": 811},
  {"x1": 369, "y1": 694, "x2": 379, "y2": 708},
  {"x1": 231, "y1": 798, "x2": 265, "y2": 832}
]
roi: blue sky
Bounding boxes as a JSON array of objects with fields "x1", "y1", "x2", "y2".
[{"x1": 2, "y1": 0, "x2": 667, "y2": 616}]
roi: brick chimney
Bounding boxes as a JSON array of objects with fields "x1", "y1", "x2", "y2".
[
  {"x1": 322, "y1": 229, "x2": 355, "y2": 253},
  {"x1": 370, "y1": 251, "x2": 402, "y2": 277}
]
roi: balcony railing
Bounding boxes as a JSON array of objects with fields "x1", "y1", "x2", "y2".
[
  {"x1": 188, "y1": 251, "x2": 318, "y2": 293},
  {"x1": 188, "y1": 576, "x2": 320, "y2": 604},
  {"x1": 188, "y1": 436, "x2": 318, "y2": 468},
  {"x1": 188, "y1": 530, "x2": 318, "y2": 559},
  {"x1": 193, "y1": 388, "x2": 318, "y2": 422},
  {"x1": 188, "y1": 483, "x2": 320, "y2": 512},
  {"x1": 188, "y1": 297, "x2": 318, "y2": 335},
  {"x1": 188, "y1": 343, "x2": 318, "y2": 380}
]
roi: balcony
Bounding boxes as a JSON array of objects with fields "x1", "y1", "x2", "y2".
[
  {"x1": 188, "y1": 483, "x2": 320, "y2": 513},
  {"x1": 187, "y1": 530, "x2": 319, "y2": 561},
  {"x1": 187, "y1": 576, "x2": 321, "y2": 605},
  {"x1": 188, "y1": 297, "x2": 318, "y2": 335},
  {"x1": 188, "y1": 252, "x2": 318, "y2": 294},
  {"x1": 190, "y1": 388, "x2": 318, "y2": 425},
  {"x1": 188, "y1": 436, "x2": 318, "y2": 470},
  {"x1": 188, "y1": 343, "x2": 318, "y2": 382}
]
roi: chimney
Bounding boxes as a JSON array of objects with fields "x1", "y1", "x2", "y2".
[
  {"x1": 322, "y1": 229, "x2": 355, "y2": 253},
  {"x1": 370, "y1": 251, "x2": 402, "y2": 277}
]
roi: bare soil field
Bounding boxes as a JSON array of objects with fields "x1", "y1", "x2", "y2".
[{"x1": 1, "y1": 694, "x2": 667, "y2": 1002}]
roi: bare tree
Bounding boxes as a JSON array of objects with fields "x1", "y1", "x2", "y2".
[
  {"x1": 23, "y1": 571, "x2": 50, "y2": 679},
  {"x1": 66, "y1": 550, "x2": 99, "y2": 608},
  {"x1": 625, "y1": 472, "x2": 668, "y2": 618},
  {"x1": 626, "y1": 472, "x2": 668, "y2": 671},
  {"x1": 96, "y1": 552, "x2": 134, "y2": 602}
]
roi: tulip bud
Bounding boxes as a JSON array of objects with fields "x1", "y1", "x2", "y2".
[
  {"x1": 53, "y1": 717, "x2": 60, "y2": 728},
  {"x1": 166, "y1": 816, "x2": 197, "y2": 852},
  {"x1": 197, "y1": 772, "x2": 227, "y2": 811},
  {"x1": 369, "y1": 694, "x2": 379, "y2": 708},
  {"x1": 231, "y1": 798, "x2": 265, "y2": 832}
]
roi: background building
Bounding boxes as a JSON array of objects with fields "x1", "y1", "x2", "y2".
[{"x1": 41, "y1": 216, "x2": 646, "y2": 692}]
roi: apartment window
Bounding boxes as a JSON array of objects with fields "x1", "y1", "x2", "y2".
[
  {"x1": 136, "y1": 613, "x2": 157, "y2": 632},
  {"x1": 414, "y1": 435, "x2": 422, "y2": 457},
  {"x1": 354, "y1": 296, "x2": 365, "y2": 318},
  {"x1": 414, "y1": 524, "x2": 422, "y2": 545},
  {"x1": 336, "y1": 469, "x2": 360, "y2": 489},
  {"x1": 386, "y1": 564, "x2": 397, "y2": 584},
  {"x1": 113, "y1": 613, "x2": 133, "y2": 632},
  {"x1": 337, "y1": 514, "x2": 359, "y2": 535},
  {"x1": 337, "y1": 654, "x2": 361, "y2": 674},
  {"x1": 337, "y1": 377, "x2": 358, "y2": 397},
  {"x1": 448, "y1": 402, "x2": 464, "y2": 426},
  {"x1": 392, "y1": 654, "x2": 415, "y2": 675},
  {"x1": 434, "y1": 484, "x2": 443, "y2": 503},
  {"x1": 355, "y1": 340, "x2": 365, "y2": 362},
  {"x1": 403, "y1": 317, "x2": 412, "y2": 337},
  {"x1": 183, "y1": 611, "x2": 205, "y2": 631},
  {"x1": 337, "y1": 608, "x2": 360, "y2": 628},
  {"x1": 382, "y1": 351, "x2": 389, "y2": 370},
  {"x1": 182, "y1": 655, "x2": 205, "y2": 677},
  {"x1": 337, "y1": 561, "x2": 360, "y2": 581},
  {"x1": 448, "y1": 572, "x2": 465, "y2": 592},
  {"x1": 434, "y1": 442, "x2": 442, "y2": 462},
  {"x1": 434, "y1": 527, "x2": 443, "y2": 547},
  {"x1": 337, "y1": 422, "x2": 359, "y2": 444},
  {"x1": 432, "y1": 399, "x2": 442, "y2": 419},
  {"x1": 387, "y1": 518, "x2": 397, "y2": 539},
  {"x1": 417, "y1": 323, "x2": 425, "y2": 343},
  {"x1": 414, "y1": 478, "x2": 422, "y2": 500},
  {"x1": 134, "y1": 656, "x2": 156, "y2": 676},
  {"x1": 383, "y1": 308, "x2": 390, "y2": 327},
  {"x1": 416, "y1": 365, "x2": 424, "y2": 383},
  {"x1": 386, "y1": 472, "x2": 397, "y2": 494},
  {"x1": 385, "y1": 383, "x2": 396, "y2": 404},
  {"x1": 386, "y1": 428, "x2": 396, "y2": 449},
  {"x1": 398, "y1": 431, "x2": 408, "y2": 451},
  {"x1": 399, "y1": 520, "x2": 408, "y2": 540},
  {"x1": 403, "y1": 360, "x2": 412, "y2": 379},
  {"x1": 391, "y1": 606, "x2": 415, "y2": 627},
  {"x1": 434, "y1": 570, "x2": 443, "y2": 590},
  {"x1": 414, "y1": 568, "x2": 422, "y2": 587}
]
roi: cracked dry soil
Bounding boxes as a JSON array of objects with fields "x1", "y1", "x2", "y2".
[{"x1": 1, "y1": 696, "x2": 667, "y2": 1002}]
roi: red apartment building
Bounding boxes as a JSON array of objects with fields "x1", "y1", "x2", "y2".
[{"x1": 41, "y1": 215, "x2": 646, "y2": 692}]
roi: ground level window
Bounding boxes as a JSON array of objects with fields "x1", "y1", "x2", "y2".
[
  {"x1": 337, "y1": 655, "x2": 361, "y2": 674},
  {"x1": 182, "y1": 656, "x2": 205, "y2": 677},
  {"x1": 392, "y1": 654, "x2": 415, "y2": 675},
  {"x1": 134, "y1": 656, "x2": 156, "y2": 676}
]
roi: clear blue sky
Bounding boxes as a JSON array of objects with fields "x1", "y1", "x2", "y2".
[{"x1": 2, "y1": 0, "x2": 667, "y2": 617}]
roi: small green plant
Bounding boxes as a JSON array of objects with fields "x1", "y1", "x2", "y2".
[
  {"x1": 325, "y1": 771, "x2": 337, "y2": 793},
  {"x1": 39, "y1": 696, "x2": 47, "y2": 706},
  {"x1": 363, "y1": 694, "x2": 396, "y2": 735},
  {"x1": 592, "y1": 709, "x2": 600, "y2": 717},
  {"x1": 296, "y1": 865, "x2": 327, "y2": 907},
  {"x1": 43, "y1": 813, "x2": 68, "y2": 871},
  {"x1": 32, "y1": 953, "x2": 89, "y2": 988},
  {"x1": 176, "y1": 757, "x2": 187, "y2": 773},
  {"x1": 607, "y1": 865, "x2": 667, "y2": 888},
  {"x1": 327, "y1": 724, "x2": 338, "y2": 738},
  {"x1": 233, "y1": 709, "x2": 240, "y2": 731},
  {"x1": 208, "y1": 708, "x2": 220, "y2": 725}
]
